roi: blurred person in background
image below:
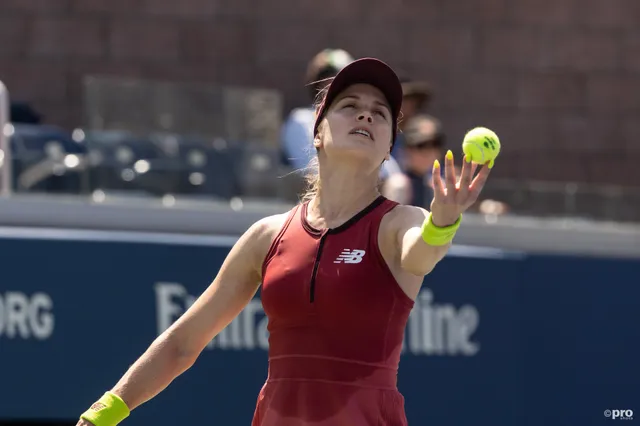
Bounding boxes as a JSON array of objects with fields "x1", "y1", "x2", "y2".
[
  {"x1": 391, "y1": 78, "x2": 432, "y2": 160},
  {"x1": 400, "y1": 114, "x2": 446, "y2": 208},
  {"x1": 380, "y1": 78, "x2": 436, "y2": 205},
  {"x1": 280, "y1": 48, "x2": 354, "y2": 170},
  {"x1": 399, "y1": 79, "x2": 432, "y2": 125},
  {"x1": 280, "y1": 49, "x2": 409, "y2": 203},
  {"x1": 76, "y1": 58, "x2": 492, "y2": 426}
]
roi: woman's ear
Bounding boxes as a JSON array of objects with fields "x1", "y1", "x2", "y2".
[{"x1": 314, "y1": 123, "x2": 325, "y2": 148}]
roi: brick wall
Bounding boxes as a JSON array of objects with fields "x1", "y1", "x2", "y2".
[{"x1": 0, "y1": 0, "x2": 638, "y2": 185}]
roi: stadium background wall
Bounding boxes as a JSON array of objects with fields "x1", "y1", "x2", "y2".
[
  {"x1": 0, "y1": 226, "x2": 638, "y2": 426},
  {"x1": 0, "y1": 0, "x2": 638, "y2": 186}
]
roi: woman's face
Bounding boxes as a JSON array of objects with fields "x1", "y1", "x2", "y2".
[{"x1": 315, "y1": 84, "x2": 393, "y2": 171}]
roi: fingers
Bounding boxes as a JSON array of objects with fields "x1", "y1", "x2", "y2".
[
  {"x1": 467, "y1": 162, "x2": 492, "y2": 204},
  {"x1": 431, "y1": 160, "x2": 446, "y2": 202},
  {"x1": 459, "y1": 155, "x2": 472, "y2": 184},
  {"x1": 458, "y1": 154, "x2": 473, "y2": 197},
  {"x1": 444, "y1": 150, "x2": 457, "y2": 198},
  {"x1": 435, "y1": 152, "x2": 491, "y2": 209}
]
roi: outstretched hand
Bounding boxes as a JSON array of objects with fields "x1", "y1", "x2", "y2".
[{"x1": 430, "y1": 150, "x2": 491, "y2": 227}]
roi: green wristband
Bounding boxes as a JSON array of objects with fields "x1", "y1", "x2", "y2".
[
  {"x1": 80, "y1": 392, "x2": 130, "y2": 426},
  {"x1": 421, "y1": 212, "x2": 462, "y2": 246}
]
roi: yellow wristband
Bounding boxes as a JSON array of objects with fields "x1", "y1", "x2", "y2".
[
  {"x1": 80, "y1": 392, "x2": 130, "y2": 426},
  {"x1": 421, "y1": 212, "x2": 462, "y2": 246}
]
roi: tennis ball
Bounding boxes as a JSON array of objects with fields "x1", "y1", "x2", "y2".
[{"x1": 462, "y1": 127, "x2": 501, "y2": 168}]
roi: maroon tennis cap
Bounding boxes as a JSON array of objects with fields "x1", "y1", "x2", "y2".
[{"x1": 313, "y1": 58, "x2": 403, "y2": 144}]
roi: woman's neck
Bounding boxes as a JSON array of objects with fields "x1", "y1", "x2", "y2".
[{"x1": 308, "y1": 166, "x2": 381, "y2": 229}]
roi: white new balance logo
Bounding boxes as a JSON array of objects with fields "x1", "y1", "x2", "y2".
[{"x1": 334, "y1": 249, "x2": 366, "y2": 264}]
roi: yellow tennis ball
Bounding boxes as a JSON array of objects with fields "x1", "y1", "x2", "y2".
[{"x1": 462, "y1": 127, "x2": 501, "y2": 168}]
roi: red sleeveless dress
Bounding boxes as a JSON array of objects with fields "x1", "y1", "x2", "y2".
[{"x1": 252, "y1": 196, "x2": 415, "y2": 426}]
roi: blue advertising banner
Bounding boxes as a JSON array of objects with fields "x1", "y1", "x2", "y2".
[{"x1": 0, "y1": 228, "x2": 638, "y2": 425}]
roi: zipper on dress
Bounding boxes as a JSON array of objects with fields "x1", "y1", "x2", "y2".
[{"x1": 309, "y1": 233, "x2": 328, "y2": 303}]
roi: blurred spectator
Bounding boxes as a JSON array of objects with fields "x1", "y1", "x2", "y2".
[
  {"x1": 400, "y1": 114, "x2": 445, "y2": 208},
  {"x1": 399, "y1": 79, "x2": 432, "y2": 123},
  {"x1": 280, "y1": 49, "x2": 409, "y2": 201},
  {"x1": 281, "y1": 48, "x2": 354, "y2": 170},
  {"x1": 392, "y1": 78, "x2": 433, "y2": 160}
]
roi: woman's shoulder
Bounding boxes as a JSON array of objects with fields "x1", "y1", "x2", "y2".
[
  {"x1": 384, "y1": 202, "x2": 429, "y2": 226},
  {"x1": 249, "y1": 210, "x2": 295, "y2": 242},
  {"x1": 245, "y1": 205, "x2": 302, "y2": 252},
  {"x1": 230, "y1": 208, "x2": 298, "y2": 276}
]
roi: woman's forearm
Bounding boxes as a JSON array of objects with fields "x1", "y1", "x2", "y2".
[{"x1": 109, "y1": 333, "x2": 196, "y2": 410}]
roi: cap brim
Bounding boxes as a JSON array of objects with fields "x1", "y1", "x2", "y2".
[{"x1": 314, "y1": 58, "x2": 403, "y2": 137}]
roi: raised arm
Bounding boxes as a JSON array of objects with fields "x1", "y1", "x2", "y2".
[
  {"x1": 77, "y1": 214, "x2": 285, "y2": 425},
  {"x1": 394, "y1": 151, "x2": 491, "y2": 277}
]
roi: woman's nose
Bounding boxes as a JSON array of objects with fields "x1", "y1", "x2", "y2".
[{"x1": 357, "y1": 113, "x2": 373, "y2": 123}]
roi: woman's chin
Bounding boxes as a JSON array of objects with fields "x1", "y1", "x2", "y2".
[
  {"x1": 328, "y1": 143, "x2": 374, "y2": 160},
  {"x1": 324, "y1": 144, "x2": 383, "y2": 171}
]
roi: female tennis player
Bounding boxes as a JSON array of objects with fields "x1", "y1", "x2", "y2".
[{"x1": 77, "y1": 58, "x2": 491, "y2": 426}]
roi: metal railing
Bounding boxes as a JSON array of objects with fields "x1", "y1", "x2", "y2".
[
  {"x1": 480, "y1": 179, "x2": 640, "y2": 223},
  {"x1": 0, "y1": 80, "x2": 12, "y2": 195}
]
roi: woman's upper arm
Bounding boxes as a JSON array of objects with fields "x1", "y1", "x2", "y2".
[
  {"x1": 166, "y1": 214, "x2": 283, "y2": 359},
  {"x1": 387, "y1": 205, "x2": 450, "y2": 277},
  {"x1": 390, "y1": 205, "x2": 429, "y2": 245}
]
